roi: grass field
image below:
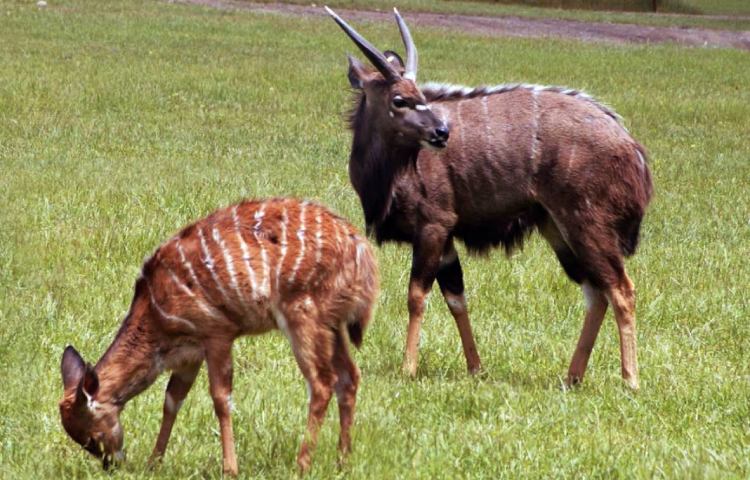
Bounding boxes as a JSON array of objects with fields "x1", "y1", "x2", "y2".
[
  {"x1": 1, "y1": 0, "x2": 749, "y2": 478},
  {"x1": 452, "y1": 0, "x2": 750, "y2": 15},
  {"x1": 258, "y1": 0, "x2": 750, "y2": 31}
]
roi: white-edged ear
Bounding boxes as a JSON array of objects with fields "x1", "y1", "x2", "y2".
[
  {"x1": 382, "y1": 50, "x2": 405, "y2": 74},
  {"x1": 81, "y1": 363, "x2": 99, "y2": 400}
]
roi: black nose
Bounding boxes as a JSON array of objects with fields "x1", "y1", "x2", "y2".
[{"x1": 435, "y1": 126, "x2": 450, "y2": 140}]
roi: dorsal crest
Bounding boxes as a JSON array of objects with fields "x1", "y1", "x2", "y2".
[{"x1": 420, "y1": 82, "x2": 624, "y2": 125}]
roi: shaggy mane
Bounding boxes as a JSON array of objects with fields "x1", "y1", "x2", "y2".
[{"x1": 420, "y1": 82, "x2": 624, "y2": 126}]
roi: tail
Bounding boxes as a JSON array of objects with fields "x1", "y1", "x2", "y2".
[
  {"x1": 347, "y1": 238, "x2": 379, "y2": 349},
  {"x1": 617, "y1": 143, "x2": 654, "y2": 257}
]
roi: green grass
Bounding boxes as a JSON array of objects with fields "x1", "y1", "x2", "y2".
[
  {"x1": 259, "y1": 0, "x2": 750, "y2": 31},
  {"x1": 1, "y1": 0, "x2": 749, "y2": 478},
  {"x1": 664, "y1": 0, "x2": 750, "y2": 14},
  {"x1": 452, "y1": 0, "x2": 750, "y2": 15}
]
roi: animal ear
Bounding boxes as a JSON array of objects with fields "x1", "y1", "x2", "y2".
[
  {"x1": 61, "y1": 345, "x2": 86, "y2": 390},
  {"x1": 383, "y1": 50, "x2": 406, "y2": 74},
  {"x1": 82, "y1": 363, "x2": 99, "y2": 399},
  {"x1": 347, "y1": 55, "x2": 374, "y2": 89}
]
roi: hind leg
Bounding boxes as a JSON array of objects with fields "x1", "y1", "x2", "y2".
[
  {"x1": 606, "y1": 272, "x2": 639, "y2": 390},
  {"x1": 567, "y1": 282, "x2": 608, "y2": 386},
  {"x1": 277, "y1": 301, "x2": 336, "y2": 472},
  {"x1": 541, "y1": 220, "x2": 606, "y2": 386},
  {"x1": 332, "y1": 330, "x2": 360, "y2": 460},
  {"x1": 542, "y1": 214, "x2": 639, "y2": 390}
]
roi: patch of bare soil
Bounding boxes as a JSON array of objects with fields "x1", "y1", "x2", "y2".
[{"x1": 177, "y1": 0, "x2": 750, "y2": 50}]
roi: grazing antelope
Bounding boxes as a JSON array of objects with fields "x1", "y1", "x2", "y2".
[
  {"x1": 326, "y1": 7, "x2": 652, "y2": 389},
  {"x1": 58, "y1": 198, "x2": 378, "y2": 475}
]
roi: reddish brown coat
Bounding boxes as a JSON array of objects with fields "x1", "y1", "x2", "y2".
[{"x1": 59, "y1": 198, "x2": 378, "y2": 475}]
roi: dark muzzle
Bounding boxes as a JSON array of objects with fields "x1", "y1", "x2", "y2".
[{"x1": 427, "y1": 125, "x2": 449, "y2": 148}]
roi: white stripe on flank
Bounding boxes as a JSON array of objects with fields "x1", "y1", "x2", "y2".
[
  {"x1": 456, "y1": 100, "x2": 467, "y2": 164},
  {"x1": 147, "y1": 281, "x2": 196, "y2": 332},
  {"x1": 271, "y1": 303, "x2": 289, "y2": 337},
  {"x1": 288, "y1": 202, "x2": 308, "y2": 284},
  {"x1": 332, "y1": 217, "x2": 343, "y2": 250},
  {"x1": 232, "y1": 205, "x2": 259, "y2": 300},
  {"x1": 253, "y1": 202, "x2": 270, "y2": 297},
  {"x1": 530, "y1": 90, "x2": 540, "y2": 163},
  {"x1": 198, "y1": 227, "x2": 233, "y2": 306},
  {"x1": 174, "y1": 239, "x2": 206, "y2": 297},
  {"x1": 481, "y1": 96, "x2": 494, "y2": 161},
  {"x1": 166, "y1": 265, "x2": 223, "y2": 321},
  {"x1": 434, "y1": 104, "x2": 450, "y2": 124},
  {"x1": 275, "y1": 204, "x2": 289, "y2": 290},
  {"x1": 213, "y1": 226, "x2": 246, "y2": 311},
  {"x1": 355, "y1": 238, "x2": 367, "y2": 268},
  {"x1": 304, "y1": 208, "x2": 324, "y2": 285},
  {"x1": 636, "y1": 149, "x2": 646, "y2": 172}
]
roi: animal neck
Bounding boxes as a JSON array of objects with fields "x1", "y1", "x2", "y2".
[
  {"x1": 349, "y1": 94, "x2": 419, "y2": 230},
  {"x1": 93, "y1": 293, "x2": 163, "y2": 407}
]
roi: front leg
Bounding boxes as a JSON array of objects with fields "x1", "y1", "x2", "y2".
[
  {"x1": 204, "y1": 339, "x2": 238, "y2": 476},
  {"x1": 403, "y1": 224, "x2": 449, "y2": 377},
  {"x1": 436, "y1": 242, "x2": 481, "y2": 374},
  {"x1": 149, "y1": 363, "x2": 201, "y2": 463}
]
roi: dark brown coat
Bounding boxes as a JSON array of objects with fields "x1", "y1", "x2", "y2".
[{"x1": 328, "y1": 8, "x2": 652, "y2": 389}]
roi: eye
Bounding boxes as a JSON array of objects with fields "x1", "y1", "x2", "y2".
[{"x1": 392, "y1": 96, "x2": 408, "y2": 109}]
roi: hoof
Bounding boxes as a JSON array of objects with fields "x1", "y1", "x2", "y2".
[
  {"x1": 562, "y1": 374, "x2": 583, "y2": 391},
  {"x1": 147, "y1": 452, "x2": 163, "y2": 470},
  {"x1": 222, "y1": 463, "x2": 239, "y2": 477},
  {"x1": 297, "y1": 448, "x2": 312, "y2": 474},
  {"x1": 624, "y1": 377, "x2": 640, "y2": 391},
  {"x1": 401, "y1": 361, "x2": 417, "y2": 379}
]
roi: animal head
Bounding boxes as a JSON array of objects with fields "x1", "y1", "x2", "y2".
[
  {"x1": 326, "y1": 7, "x2": 449, "y2": 149},
  {"x1": 59, "y1": 346, "x2": 124, "y2": 469}
]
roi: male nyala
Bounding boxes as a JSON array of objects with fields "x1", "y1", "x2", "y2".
[{"x1": 327, "y1": 8, "x2": 652, "y2": 388}]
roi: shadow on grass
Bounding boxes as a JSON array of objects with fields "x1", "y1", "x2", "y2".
[{"x1": 364, "y1": 355, "x2": 568, "y2": 392}]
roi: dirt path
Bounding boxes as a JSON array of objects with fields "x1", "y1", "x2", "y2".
[{"x1": 179, "y1": 0, "x2": 750, "y2": 50}]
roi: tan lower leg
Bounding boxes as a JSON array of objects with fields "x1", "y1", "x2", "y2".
[
  {"x1": 297, "y1": 381, "x2": 333, "y2": 472},
  {"x1": 150, "y1": 366, "x2": 200, "y2": 462},
  {"x1": 403, "y1": 282, "x2": 428, "y2": 377},
  {"x1": 218, "y1": 407, "x2": 238, "y2": 476},
  {"x1": 609, "y1": 275, "x2": 639, "y2": 390},
  {"x1": 333, "y1": 339, "x2": 359, "y2": 458},
  {"x1": 567, "y1": 283, "x2": 608, "y2": 385},
  {"x1": 205, "y1": 343, "x2": 238, "y2": 476}
]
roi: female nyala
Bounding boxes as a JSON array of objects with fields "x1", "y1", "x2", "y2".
[{"x1": 59, "y1": 198, "x2": 378, "y2": 475}]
